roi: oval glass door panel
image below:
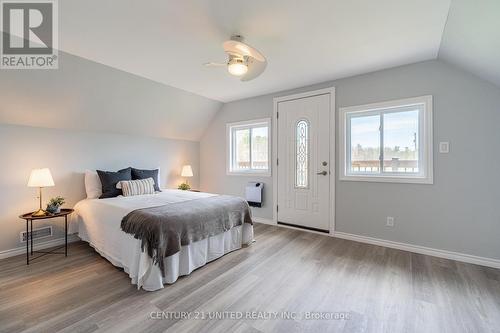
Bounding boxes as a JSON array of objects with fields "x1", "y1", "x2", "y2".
[{"x1": 295, "y1": 120, "x2": 309, "y2": 188}]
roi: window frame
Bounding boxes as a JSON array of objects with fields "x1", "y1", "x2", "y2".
[
  {"x1": 339, "y1": 96, "x2": 433, "y2": 184},
  {"x1": 226, "y1": 118, "x2": 271, "y2": 177}
]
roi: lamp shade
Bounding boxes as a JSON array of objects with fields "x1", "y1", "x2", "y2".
[
  {"x1": 27, "y1": 168, "x2": 55, "y2": 187},
  {"x1": 181, "y1": 165, "x2": 193, "y2": 178}
]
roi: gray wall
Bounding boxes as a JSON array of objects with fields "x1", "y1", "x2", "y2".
[
  {"x1": 0, "y1": 51, "x2": 212, "y2": 254},
  {"x1": 200, "y1": 60, "x2": 500, "y2": 260},
  {"x1": 0, "y1": 124, "x2": 200, "y2": 253}
]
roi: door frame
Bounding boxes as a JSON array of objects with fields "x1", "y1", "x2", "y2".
[{"x1": 272, "y1": 87, "x2": 336, "y2": 236}]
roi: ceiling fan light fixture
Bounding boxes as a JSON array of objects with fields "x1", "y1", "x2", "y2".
[
  {"x1": 227, "y1": 58, "x2": 248, "y2": 76},
  {"x1": 205, "y1": 35, "x2": 266, "y2": 81}
]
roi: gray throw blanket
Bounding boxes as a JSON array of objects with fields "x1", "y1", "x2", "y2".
[{"x1": 121, "y1": 195, "x2": 253, "y2": 276}]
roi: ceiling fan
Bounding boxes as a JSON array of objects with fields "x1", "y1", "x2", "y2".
[{"x1": 204, "y1": 35, "x2": 267, "y2": 81}]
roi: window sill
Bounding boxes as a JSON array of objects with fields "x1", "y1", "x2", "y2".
[
  {"x1": 227, "y1": 171, "x2": 271, "y2": 177},
  {"x1": 339, "y1": 174, "x2": 433, "y2": 184}
]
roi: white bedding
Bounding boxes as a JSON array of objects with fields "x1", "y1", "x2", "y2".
[{"x1": 70, "y1": 189, "x2": 254, "y2": 291}]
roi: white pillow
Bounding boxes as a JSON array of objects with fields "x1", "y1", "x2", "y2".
[
  {"x1": 120, "y1": 178, "x2": 155, "y2": 197},
  {"x1": 156, "y1": 167, "x2": 161, "y2": 189},
  {"x1": 84, "y1": 170, "x2": 102, "y2": 199}
]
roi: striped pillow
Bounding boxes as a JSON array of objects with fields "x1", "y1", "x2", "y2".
[{"x1": 120, "y1": 178, "x2": 156, "y2": 197}]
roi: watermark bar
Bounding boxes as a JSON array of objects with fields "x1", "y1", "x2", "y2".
[
  {"x1": 149, "y1": 311, "x2": 351, "y2": 321},
  {"x1": 1, "y1": 0, "x2": 58, "y2": 69}
]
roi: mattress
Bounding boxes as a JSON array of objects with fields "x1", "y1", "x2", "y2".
[{"x1": 70, "y1": 190, "x2": 254, "y2": 291}]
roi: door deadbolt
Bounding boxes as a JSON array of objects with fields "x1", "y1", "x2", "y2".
[{"x1": 322, "y1": 161, "x2": 328, "y2": 166}]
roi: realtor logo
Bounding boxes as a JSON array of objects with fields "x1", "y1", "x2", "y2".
[{"x1": 1, "y1": 0, "x2": 58, "y2": 69}]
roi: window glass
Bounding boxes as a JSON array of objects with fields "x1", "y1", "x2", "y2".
[
  {"x1": 383, "y1": 110, "x2": 419, "y2": 173},
  {"x1": 350, "y1": 115, "x2": 380, "y2": 173},
  {"x1": 251, "y1": 127, "x2": 269, "y2": 170},
  {"x1": 234, "y1": 128, "x2": 250, "y2": 171},
  {"x1": 295, "y1": 120, "x2": 309, "y2": 188}
]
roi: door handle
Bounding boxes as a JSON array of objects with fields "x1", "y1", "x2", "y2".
[{"x1": 316, "y1": 171, "x2": 328, "y2": 176}]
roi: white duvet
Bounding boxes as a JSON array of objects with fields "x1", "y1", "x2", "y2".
[{"x1": 70, "y1": 189, "x2": 254, "y2": 291}]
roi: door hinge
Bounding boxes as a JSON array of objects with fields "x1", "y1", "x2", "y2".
[
  {"x1": 276, "y1": 205, "x2": 279, "y2": 213},
  {"x1": 277, "y1": 158, "x2": 279, "y2": 166},
  {"x1": 276, "y1": 111, "x2": 279, "y2": 119}
]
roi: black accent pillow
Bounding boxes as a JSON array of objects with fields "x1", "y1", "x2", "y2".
[
  {"x1": 131, "y1": 168, "x2": 161, "y2": 192},
  {"x1": 97, "y1": 167, "x2": 132, "y2": 199}
]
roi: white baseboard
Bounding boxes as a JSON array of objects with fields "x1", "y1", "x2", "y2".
[
  {"x1": 0, "y1": 234, "x2": 80, "y2": 260},
  {"x1": 334, "y1": 232, "x2": 500, "y2": 269},
  {"x1": 252, "y1": 217, "x2": 275, "y2": 225},
  {"x1": 251, "y1": 218, "x2": 500, "y2": 269}
]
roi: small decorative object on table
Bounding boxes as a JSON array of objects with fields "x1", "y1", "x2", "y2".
[
  {"x1": 178, "y1": 183, "x2": 191, "y2": 190},
  {"x1": 178, "y1": 165, "x2": 193, "y2": 191},
  {"x1": 46, "y1": 196, "x2": 65, "y2": 214}
]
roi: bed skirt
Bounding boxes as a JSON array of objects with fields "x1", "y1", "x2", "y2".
[{"x1": 78, "y1": 223, "x2": 254, "y2": 291}]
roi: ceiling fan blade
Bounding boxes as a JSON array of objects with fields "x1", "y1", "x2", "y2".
[
  {"x1": 204, "y1": 62, "x2": 226, "y2": 67},
  {"x1": 241, "y1": 58, "x2": 267, "y2": 81},
  {"x1": 223, "y1": 40, "x2": 266, "y2": 62}
]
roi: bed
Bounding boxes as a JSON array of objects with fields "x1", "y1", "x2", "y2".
[{"x1": 70, "y1": 189, "x2": 254, "y2": 291}]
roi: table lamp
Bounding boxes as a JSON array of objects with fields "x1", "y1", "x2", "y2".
[
  {"x1": 27, "y1": 168, "x2": 55, "y2": 216},
  {"x1": 181, "y1": 165, "x2": 193, "y2": 185}
]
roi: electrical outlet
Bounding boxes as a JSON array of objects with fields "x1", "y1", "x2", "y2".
[
  {"x1": 386, "y1": 216, "x2": 395, "y2": 227},
  {"x1": 439, "y1": 142, "x2": 450, "y2": 153}
]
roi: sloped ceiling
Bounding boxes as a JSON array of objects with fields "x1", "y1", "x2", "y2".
[
  {"x1": 438, "y1": 0, "x2": 500, "y2": 88},
  {"x1": 1, "y1": 0, "x2": 497, "y2": 142},
  {"x1": 56, "y1": 0, "x2": 451, "y2": 102},
  {"x1": 55, "y1": 0, "x2": 500, "y2": 102},
  {"x1": 0, "y1": 50, "x2": 222, "y2": 141}
]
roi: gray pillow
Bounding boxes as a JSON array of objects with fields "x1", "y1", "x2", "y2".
[
  {"x1": 97, "y1": 167, "x2": 132, "y2": 198},
  {"x1": 131, "y1": 168, "x2": 161, "y2": 192}
]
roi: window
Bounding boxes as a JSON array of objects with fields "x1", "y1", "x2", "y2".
[
  {"x1": 339, "y1": 96, "x2": 433, "y2": 184},
  {"x1": 295, "y1": 120, "x2": 309, "y2": 188},
  {"x1": 227, "y1": 118, "x2": 271, "y2": 176}
]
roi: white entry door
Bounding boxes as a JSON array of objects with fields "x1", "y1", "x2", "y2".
[{"x1": 277, "y1": 93, "x2": 331, "y2": 231}]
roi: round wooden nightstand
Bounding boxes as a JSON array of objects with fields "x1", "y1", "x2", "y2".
[{"x1": 19, "y1": 208, "x2": 74, "y2": 265}]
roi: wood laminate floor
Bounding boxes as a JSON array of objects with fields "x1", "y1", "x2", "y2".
[{"x1": 1, "y1": 223, "x2": 499, "y2": 333}]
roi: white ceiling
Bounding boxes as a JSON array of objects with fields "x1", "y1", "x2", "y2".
[
  {"x1": 58, "y1": 0, "x2": 452, "y2": 102},
  {"x1": 439, "y1": 0, "x2": 500, "y2": 88}
]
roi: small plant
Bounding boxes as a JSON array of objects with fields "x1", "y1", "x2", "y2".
[
  {"x1": 178, "y1": 183, "x2": 191, "y2": 191},
  {"x1": 46, "y1": 196, "x2": 65, "y2": 214},
  {"x1": 48, "y1": 196, "x2": 65, "y2": 207}
]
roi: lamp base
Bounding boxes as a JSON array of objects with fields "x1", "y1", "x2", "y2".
[{"x1": 32, "y1": 208, "x2": 47, "y2": 217}]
